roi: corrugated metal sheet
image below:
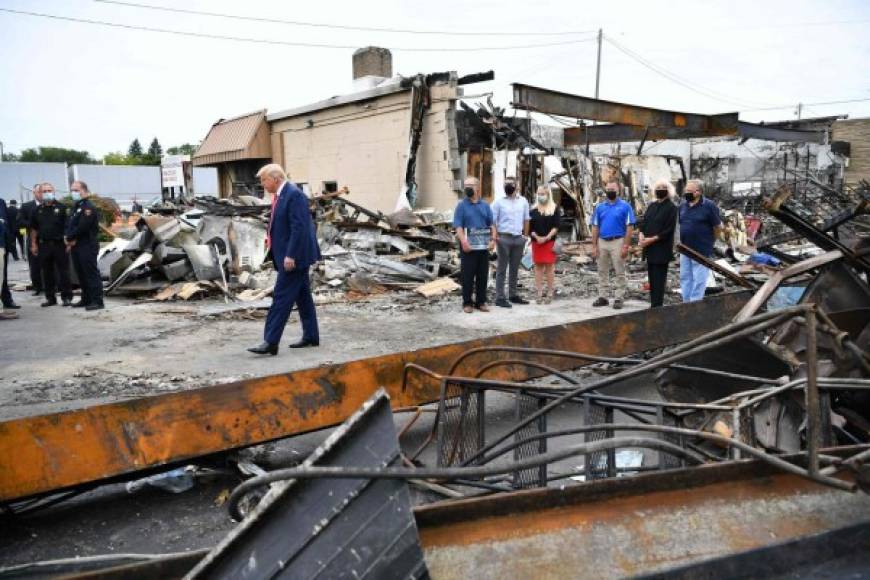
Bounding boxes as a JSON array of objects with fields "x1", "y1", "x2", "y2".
[
  {"x1": 70, "y1": 165, "x2": 161, "y2": 197},
  {"x1": 192, "y1": 167, "x2": 218, "y2": 195},
  {"x1": 193, "y1": 110, "x2": 270, "y2": 166}
]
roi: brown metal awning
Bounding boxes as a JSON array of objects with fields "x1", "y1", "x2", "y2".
[{"x1": 192, "y1": 109, "x2": 272, "y2": 166}]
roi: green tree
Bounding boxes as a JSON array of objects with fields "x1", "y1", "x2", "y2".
[
  {"x1": 128, "y1": 138, "x2": 143, "y2": 158},
  {"x1": 103, "y1": 151, "x2": 135, "y2": 165},
  {"x1": 166, "y1": 143, "x2": 198, "y2": 156},
  {"x1": 19, "y1": 146, "x2": 96, "y2": 164},
  {"x1": 1, "y1": 152, "x2": 19, "y2": 162},
  {"x1": 142, "y1": 137, "x2": 163, "y2": 165}
]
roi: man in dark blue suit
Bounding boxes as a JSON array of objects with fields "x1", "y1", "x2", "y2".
[{"x1": 248, "y1": 164, "x2": 321, "y2": 356}]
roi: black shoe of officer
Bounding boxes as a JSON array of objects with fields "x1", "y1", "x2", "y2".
[
  {"x1": 62, "y1": 298, "x2": 72, "y2": 307},
  {"x1": 41, "y1": 299, "x2": 57, "y2": 307},
  {"x1": 248, "y1": 342, "x2": 278, "y2": 355},
  {"x1": 71, "y1": 300, "x2": 87, "y2": 308},
  {"x1": 85, "y1": 302, "x2": 105, "y2": 311}
]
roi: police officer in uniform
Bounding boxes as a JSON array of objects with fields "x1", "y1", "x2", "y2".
[
  {"x1": 30, "y1": 182, "x2": 73, "y2": 307},
  {"x1": 65, "y1": 181, "x2": 104, "y2": 310}
]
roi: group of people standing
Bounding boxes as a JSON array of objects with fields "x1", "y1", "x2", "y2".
[
  {"x1": 453, "y1": 176, "x2": 722, "y2": 312},
  {"x1": 0, "y1": 180, "x2": 104, "y2": 320},
  {"x1": 453, "y1": 177, "x2": 561, "y2": 313}
]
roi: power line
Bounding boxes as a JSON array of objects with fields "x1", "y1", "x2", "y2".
[
  {"x1": 0, "y1": 8, "x2": 597, "y2": 51},
  {"x1": 604, "y1": 35, "x2": 777, "y2": 110},
  {"x1": 740, "y1": 97, "x2": 870, "y2": 112},
  {"x1": 94, "y1": 0, "x2": 598, "y2": 37}
]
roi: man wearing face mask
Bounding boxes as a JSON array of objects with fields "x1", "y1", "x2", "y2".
[
  {"x1": 639, "y1": 180, "x2": 678, "y2": 308},
  {"x1": 453, "y1": 177, "x2": 496, "y2": 313},
  {"x1": 678, "y1": 180, "x2": 722, "y2": 302},
  {"x1": 590, "y1": 181, "x2": 636, "y2": 309},
  {"x1": 491, "y1": 177, "x2": 530, "y2": 308},
  {"x1": 18, "y1": 184, "x2": 44, "y2": 295},
  {"x1": 30, "y1": 183, "x2": 73, "y2": 307},
  {"x1": 65, "y1": 181, "x2": 104, "y2": 310}
]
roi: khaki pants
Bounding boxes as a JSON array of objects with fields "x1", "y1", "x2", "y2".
[{"x1": 598, "y1": 237, "x2": 626, "y2": 300}]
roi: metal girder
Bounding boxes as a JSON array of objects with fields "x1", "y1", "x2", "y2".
[
  {"x1": 512, "y1": 82, "x2": 738, "y2": 133},
  {"x1": 416, "y1": 455, "x2": 869, "y2": 579},
  {"x1": 676, "y1": 243, "x2": 757, "y2": 289},
  {"x1": 564, "y1": 120, "x2": 824, "y2": 146},
  {"x1": 0, "y1": 291, "x2": 751, "y2": 502}
]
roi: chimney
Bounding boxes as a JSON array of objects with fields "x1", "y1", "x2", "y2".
[{"x1": 352, "y1": 46, "x2": 392, "y2": 81}]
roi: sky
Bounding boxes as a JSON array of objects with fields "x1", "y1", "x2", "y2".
[{"x1": 1, "y1": 0, "x2": 869, "y2": 159}]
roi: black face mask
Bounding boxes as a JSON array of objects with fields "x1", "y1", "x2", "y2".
[
  {"x1": 684, "y1": 191, "x2": 696, "y2": 202},
  {"x1": 504, "y1": 183, "x2": 516, "y2": 196},
  {"x1": 655, "y1": 189, "x2": 668, "y2": 200},
  {"x1": 606, "y1": 190, "x2": 617, "y2": 201},
  {"x1": 464, "y1": 187, "x2": 475, "y2": 198}
]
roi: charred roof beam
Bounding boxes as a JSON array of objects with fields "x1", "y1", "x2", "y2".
[{"x1": 512, "y1": 83, "x2": 739, "y2": 134}]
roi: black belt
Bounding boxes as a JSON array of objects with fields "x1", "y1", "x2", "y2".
[
  {"x1": 39, "y1": 238, "x2": 64, "y2": 243},
  {"x1": 602, "y1": 235, "x2": 624, "y2": 241}
]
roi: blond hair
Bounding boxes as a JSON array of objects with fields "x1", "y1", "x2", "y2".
[
  {"x1": 256, "y1": 163, "x2": 287, "y2": 181},
  {"x1": 535, "y1": 185, "x2": 557, "y2": 216}
]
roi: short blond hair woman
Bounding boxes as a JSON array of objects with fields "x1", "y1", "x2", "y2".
[{"x1": 529, "y1": 185, "x2": 560, "y2": 303}]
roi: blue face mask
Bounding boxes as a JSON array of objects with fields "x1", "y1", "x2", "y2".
[
  {"x1": 71, "y1": 191, "x2": 81, "y2": 201},
  {"x1": 43, "y1": 192, "x2": 56, "y2": 202}
]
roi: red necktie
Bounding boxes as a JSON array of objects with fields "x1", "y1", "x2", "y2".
[{"x1": 266, "y1": 193, "x2": 278, "y2": 248}]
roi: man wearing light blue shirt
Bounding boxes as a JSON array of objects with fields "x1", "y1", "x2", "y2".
[{"x1": 491, "y1": 178, "x2": 531, "y2": 308}]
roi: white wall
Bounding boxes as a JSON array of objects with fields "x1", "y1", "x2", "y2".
[
  {"x1": 70, "y1": 164, "x2": 161, "y2": 197},
  {"x1": 192, "y1": 167, "x2": 218, "y2": 195},
  {"x1": 0, "y1": 162, "x2": 69, "y2": 202}
]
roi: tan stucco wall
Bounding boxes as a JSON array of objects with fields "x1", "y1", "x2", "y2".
[
  {"x1": 832, "y1": 118, "x2": 870, "y2": 187},
  {"x1": 269, "y1": 85, "x2": 461, "y2": 212}
]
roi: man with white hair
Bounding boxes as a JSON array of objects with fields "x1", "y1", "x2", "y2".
[
  {"x1": 678, "y1": 180, "x2": 722, "y2": 302},
  {"x1": 248, "y1": 164, "x2": 321, "y2": 356}
]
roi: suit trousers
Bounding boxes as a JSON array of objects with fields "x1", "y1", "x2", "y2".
[
  {"x1": 40, "y1": 240, "x2": 72, "y2": 301},
  {"x1": 27, "y1": 230, "x2": 42, "y2": 291},
  {"x1": 597, "y1": 237, "x2": 626, "y2": 300},
  {"x1": 264, "y1": 265, "x2": 319, "y2": 346},
  {"x1": 495, "y1": 234, "x2": 525, "y2": 301},
  {"x1": 72, "y1": 240, "x2": 103, "y2": 305},
  {"x1": 647, "y1": 261, "x2": 669, "y2": 308},
  {"x1": 460, "y1": 250, "x2": 489, "y2": 307},
  {"x1": 1, "y1": 248, "x2": 11, "y2": 306}
]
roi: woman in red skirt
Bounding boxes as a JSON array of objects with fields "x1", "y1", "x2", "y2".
[{"x1": 529, "y1": 186, "x2": 561, "y2": 303}]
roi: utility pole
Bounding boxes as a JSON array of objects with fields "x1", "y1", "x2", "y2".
[
  {"x1": 594, "y1": 28, "x2": 603, "y2": 100},
  {"x1": 796, "y1": 102, "x2": 803, "y2": 120},
  {"x1": 0, "y1": 141, "x2": 4, "y2": 162}
]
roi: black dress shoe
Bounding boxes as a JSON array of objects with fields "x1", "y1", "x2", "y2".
[
  {"x1": 248, "y1": 342, "x2": 278, "y2": 355},
  {"x1": 2, "y1": 302, "x2": 20, "y2": 309},
  {"x1": 288, "y1": 339, "x2": 319, "y2": 349},
  {"x1": 62, "y1": 298, "x2": 72, "y2": 307},
  {"x1": 495, "y1": 298, "x2": 512, "y2": 308},
  {"x1": 509, "y1": 296, "x2": 529, "y2": 305},
  {"x1": 85, "y1": 302, "x2": 105, "y2": 311},
  {"x1": 71, "y1": 300, "x2": 87, "y2": 308},
  {"x1": 41, "y1": 300, "x2": 57, "y2": 307}
]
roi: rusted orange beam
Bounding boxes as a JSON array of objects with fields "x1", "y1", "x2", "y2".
[
  {"x1": 0, "y1": 292, "x2": 750, "y2": 502},
  {"x1": 416, "y1": 459, "x2": 864, "y2": 578}
]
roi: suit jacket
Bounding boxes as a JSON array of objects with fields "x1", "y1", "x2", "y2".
[
  {"x1": 0, "y1": 200, "x2": 7, "y2": 244},
  {"x1": 640, "y1": 199, "x2": 678, "y2": 264},
  {"x1": 19, "y1": 200, "x2": 38, "y2": 230},
  {"x1": 270, "y1": 182, "x2": 321, "y2": 270}
]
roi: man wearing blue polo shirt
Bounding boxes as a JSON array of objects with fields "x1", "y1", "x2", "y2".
[
  {"x1": 678, "y1": 180, "x2": 723, "y2": 302},
  {"x1": 454, "y1": 177, "x2": 497, "y2": 313},
  {"x1": 591, "y1": 181, "x2": 636, "y2": 309}
]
